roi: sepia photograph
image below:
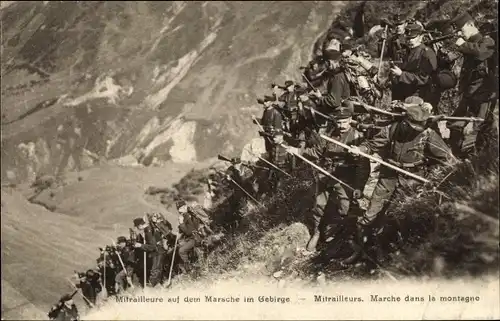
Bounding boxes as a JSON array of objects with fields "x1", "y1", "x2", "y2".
[{"x1": 1, "y1": 0, "x2": 499, "y2": 320}]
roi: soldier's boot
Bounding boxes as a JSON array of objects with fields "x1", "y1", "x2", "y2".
[{"x1": 306, "y1": 229, "x2": 320, "y2": 252}]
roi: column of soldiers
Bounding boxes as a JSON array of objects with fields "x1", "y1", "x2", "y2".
[
  {"x1": 49, "y1": 204, "x2": 224, "y2": 320},
  {"x1": 48, "y1": 10, "x2": 497, "y2": 320},
  {"x1": 247, "y1": 10, "x2": 496, "y2": 264}
]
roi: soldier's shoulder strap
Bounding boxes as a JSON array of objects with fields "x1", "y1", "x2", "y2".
[{"x1": 388, "y1": 122, "x2": 399, "y2": 140}]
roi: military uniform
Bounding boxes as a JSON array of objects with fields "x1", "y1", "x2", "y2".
[
  {"x1": 54, "y1": 303, "x2": 79, "y2": 321},
  {"x1": 357, "y1": 97, "x2": 455, "y2": 231},
  {"x1": 316, "y1": 70, "x2": 351, "y2": 114},
  {"x1": 49, "y1": 294, "x2": 79, "y2": 321},
  {"x1": 382, "y1": 33, "x2": 408, "y2": 63},
  {"x1": 226, "y1": 160, "x2": 256, "y2": 222},
  {"x1": 75, "y1": 270, "x2": 100, "y2": 307},
  {"x1": 114, "y1": 236, "x2": 136, "y2": 293},
  {"x1": 391, "y1": 24, "x2": 438, "y2": 103},
  {"x1": 259, "y1": 95, "x2": 285, "y2": 153},
  {"x1": 447, "y1": 12, "x2": 497, "y2": 158},
  {"x1": 298, "y1": 105, "x2": 370, "y2": 250},
  {"x1": 133, "y1": 218, "x2": 163, "y2": 287}
]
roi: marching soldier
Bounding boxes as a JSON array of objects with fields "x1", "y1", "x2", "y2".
[
  {"x1": 132, "y1": 217, "x2": 159, "y2": 287},
  {"x1": 285, "y1": 102, "x2": 371, "y2": 252},
  {"x1": 312, "y1": 29, "x2": 352, "y2": 115},
  {"x1": 379, "y1": 14, "x2": 409, "y2": 63},
  {"x1": 175, "y1": 200, "x2": 199, "y2": 274},
  {"x1": 389, "y1": 23, "x2": 438, "y2": 104},
  {"x1": 51, "y1": 293, "x2": 79, "y2": 321},
  {"x1": 349, "y1": 96, "x2": 456, "y2": 246},
  {"x1": 258, "y1": 94, "x2": 293, "y2": 196},
  {"x1": 446, "y1": 11, "x2": 497, "y2": 158},
  {"x1": 114, "y1": 236, "x2": 136, "y2": 293},
  {"x1": 259, "y1": 94, "x2": 285, "y2": 154},
  {"x1": 74, "y1": 270, "x2": 101, "y2": 307}
]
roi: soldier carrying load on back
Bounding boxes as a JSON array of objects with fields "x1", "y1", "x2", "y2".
[
  {"x1": 48, "y1": 293, "x2": 79, "y2": 321},
  {"x1": 114, "y1": 236, "x2": 136, "y2": 293},
  {"x1": 349, "y1": 96, "x2": 456, "y2": 258},
  {"x1": 285, "y1": 102, "x2": 371, "y2": 252},
  {"x1": 446, "y1": 11, "x2": 497, "y2": 159}
]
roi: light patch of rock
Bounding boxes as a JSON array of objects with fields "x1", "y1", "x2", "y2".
[{"x1": 63, "y1": 75, "x2": 133, "y2": 107}]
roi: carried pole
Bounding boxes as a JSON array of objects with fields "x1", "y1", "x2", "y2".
[
  {"x1": 282, "y1": 145, "x2": 355, "y2": 191},
  {"x1": 143, "y1": 236, "x2": 147, "y2": 288},
  {"x1": 103, "y1": 250, "x2": 106, "y2": 293},
  {"x1": 166, "y1": 233, "x2": 179, "y2": 288},
  {"x1": 111, "y1": 240, "x2": 134, "y2": 289},
  {"x1": 228, "y1": 177, "x2": 265, "y2": 208},
  {"x1": 378, "y1": 25, "x2": 389, "y2": 78},
  {"x1": 66, "y1": 278, "x2": 94, "y2": 308},
  {"x1": 318, "y1": 134, "x2": 430, "y2": 184}
]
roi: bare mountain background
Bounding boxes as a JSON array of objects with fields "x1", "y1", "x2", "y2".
[{"x1": 1, "y1": 1, "x2": 344, "y2": 184}]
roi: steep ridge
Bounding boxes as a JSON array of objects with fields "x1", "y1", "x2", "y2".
[{"x1": 1, "y1": 1, "x2": 345, "y2": 185}]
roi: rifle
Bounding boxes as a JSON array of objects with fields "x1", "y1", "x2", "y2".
[
  {"x1": 301, "y1": 72, "x2": 317, "y2": 91},
  {"x1": 425, "y1": 29, "x2": 497, "y2": 46},
  {"x1": 217, "y1": 154, "x2": 268, "y2": 171},
  {"x1": 424, "y1": 33, "x2": 457, "y2": 46}
]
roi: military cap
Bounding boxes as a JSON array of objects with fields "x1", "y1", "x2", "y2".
[
  {"x1": 284, "y1": 80, "x2": 295, "y2": 88},
  {"x1": 175, "y1": 199, "x2": 187, "y2": 210},
  {"x1": 117, "y1": 236, "x2": 127, "y2": 243},
  {"x1": 393, "y1": 13, "x2": 405, "y2": 25},
  {"x1": 333, "y1": 101, "x2": 355, "y2": 119},
  {"x1": 450, "y1": 12, "x2": 473, "y2": 29},
  {"x1": 405, "y1": 23, "x2": 424, "y2": 38},
  {"x1": 257, "y1": 97, "x2": 265, "y2": 104},
  {"x1": 133, "y1": 217, "x2": 146, "y2": 227},
  {"x1": 401, "y1": 96, "x2": 432, "y2": 130},
  {"x1": 60, "y1": 293, "x2": 74, "y2": 302}
]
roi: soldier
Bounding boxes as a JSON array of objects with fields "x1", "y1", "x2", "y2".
[
  {"x1": 132, "y1": 217, "x2": 159, "y2": 287},
  {"x1": 389, "y1": 23, "x2": 438, "y2": 103},
  {"x1": 446, "y1": 12, "x2": 497, "y2": 158},
  {"x1": 51, "y1": 293, "x2": 79, "y2": 321},
  {"x1": 312, "y1": 29, "x2": 352, "y2": 115},
  {"x1": 74, "y1": 270, "x2": 100, "y2": 307},
  {"x1": 379, "y1": 14, "x2": 409, "y2": 63},
  {"x1": 96, "y1": 247, "x2": 118, "y2": 297},
  {"x1": 258, "y1": 95, "x2": 293, "y2": 196},
  {"x1": 55, "y1": 118, "x2": 84, "y2": 178},
  {"x1": 175, "y1": 200, "x2": 199, "y2": 274},
  {"x1": 349, "y1": 96, "x2": 456, "y2": 247},
  {"x1": 259, "y1": 94, "x2": 285, "y2": 154},
  {"x1": 285, "y1": 102, "x2": 370, "y2": 252},
  {"x1": 225, "y1": 157, "x2": 257, "y2": 227},
  {"x1": 114, "y1": 236, "x2": 136, "y2": 293}
]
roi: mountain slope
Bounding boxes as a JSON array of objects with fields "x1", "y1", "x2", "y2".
[{"x1": 1, "y1": 1, "x2": 345, "y2": 185}]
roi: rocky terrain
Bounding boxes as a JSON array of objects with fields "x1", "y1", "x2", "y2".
[{"x1": 1, "y1": 1, "x2": 345, "y2": 185}]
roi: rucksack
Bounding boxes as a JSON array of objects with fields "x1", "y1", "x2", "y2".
[{"x1": 189, "y1": 205, "x2": 212, "y2": 227}]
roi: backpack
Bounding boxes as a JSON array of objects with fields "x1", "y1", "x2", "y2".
[{"x1": 189, "y1": 205, "x2": 212, "y2": 227}]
